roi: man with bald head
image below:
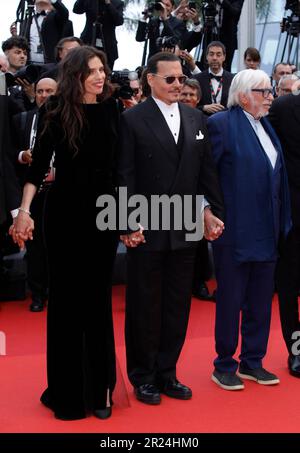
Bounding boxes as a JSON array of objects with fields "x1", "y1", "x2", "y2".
[{"x1": 12, "y1": 76, "x2": 57, "y2": 311}]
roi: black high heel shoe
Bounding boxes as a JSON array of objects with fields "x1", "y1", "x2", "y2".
[{"x1": 93, "y1": 407, "x2": 112, "y2": 419}]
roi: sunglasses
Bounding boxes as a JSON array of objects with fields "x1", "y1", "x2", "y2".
[
  {"x1": 251, "y1": 88, "x2": 273, "y2": 98},
  {"x1": 151, "y1": 73, "x2": 187, "y2": 84}
]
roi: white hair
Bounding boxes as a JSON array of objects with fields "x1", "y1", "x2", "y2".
[
  {"x1": 227, "y1": 69, "x2": 271, "y2": 108},
  {"x1": 278, "y1": 73, "x2": 299, "y2": 87}
]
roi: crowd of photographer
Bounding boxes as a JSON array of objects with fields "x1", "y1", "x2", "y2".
[{"x1": 1, "y1": 0, "x2": 300, "y2": 419}]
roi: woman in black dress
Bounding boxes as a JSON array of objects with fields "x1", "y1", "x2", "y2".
[{"x1": 10, "y1": 46, "x2": 119, "y2": 420}]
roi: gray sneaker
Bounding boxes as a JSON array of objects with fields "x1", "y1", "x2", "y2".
[
  {"x1": 237, "y1": 367, "x2": 280, "y2": 385},
  {"x1": 211, "y1": 370, "x2": 245, "y2": 391}
]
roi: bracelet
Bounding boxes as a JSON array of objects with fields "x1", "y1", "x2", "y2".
[{"x1": 18, "y1": 207, "x2": 31, "y2": 215}]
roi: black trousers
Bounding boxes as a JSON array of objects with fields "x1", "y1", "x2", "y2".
[
  {"x1": 192, "y1": 238, "x2": 211, "y2": 290},
  {"x1": 276, "y1": 226, "x2": 300, "y2": 353},
  {"x1": 125, "y1": 248, "x2": 196, "y2": 387}
]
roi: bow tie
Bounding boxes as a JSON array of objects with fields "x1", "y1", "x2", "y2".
[
  {"x1": 36, "y1": 10, "x2": 47, "y2": 17},
  {"x1": 209, "y1": 73, "x2": 222, "y2": 82}
]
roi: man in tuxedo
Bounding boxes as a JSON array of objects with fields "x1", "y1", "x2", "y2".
[
  {"x1": 73, "y1": 0, "x2": 124, "y2": 69},
  {"x1": 118, "y1": 52, "x2": 224, "y2": 405},
  {"x1": 194, "y1": 41, "x2": 234, "y2": 116},
  {"x1": 268, "y1": 92, "x2": 300, "y2": 378},
  {"x1": 0, "y1": 95, "x2": 21, "y2": 225},
  {"x1": 18, "y1": 0, "x2": 70, "y2": 64},
  {"x1": 12, "y1": 77, "x2": 57, "y2": 312},
  {"x1": 136, "y1": 0, "x2": 186, "y2": 61},
  {"x1": 0, "y1": 94, "x2": 22, "y2": 289}
]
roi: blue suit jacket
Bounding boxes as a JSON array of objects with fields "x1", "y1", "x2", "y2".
[{"x1": 207, "y1": 108, "x2": 291, "y2": 262}]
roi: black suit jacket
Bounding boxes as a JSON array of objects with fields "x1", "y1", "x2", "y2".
[
  {"x1": 269, "y1": 93, "x2": 300, "y2": 226},
  {"x1": 73, "y1": 0, "x2": 124, "y2": 68},
  {"x1": 0, "y1": 96, "x2": 21, "y2": 223},
  {"x1": 20, "y1": 0, "x2": 70, "y2": 63},
  {"x1": 12, "y1": 110, "x2": 36, "y2": 187},
  {"x1": 194, "y1": 70, "x2": 234, "y2": 112},
  {"x1": 118, "y1": 97, "x2": 224, "y2": 251},
  {"x1": 136, "y1": 16, "x2": 186, "y2": 60}
]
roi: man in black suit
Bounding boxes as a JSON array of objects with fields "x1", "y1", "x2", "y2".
[
  {"x1": 194, "y1": 41, "x2": 234, "y2": 116},
  {"x1": 118, "y1": 52, "x2": 224, "y2": 405},
  {"x1": 0, "y1": 94, "x2": 23, "y2": 288},
  {"x1": 268, "y1": 92, "x2": 300, "y2": 378},
  {"x1": 136, "y1": 0, "x2": 186, "y2": 61},
  {"x1": 73, "y1": 0, "x2": 124, "y2": 69},
  {"x1": 12, "y1": 77, "x2": 57, "y2": 312},
  {"x1": 18, "y1": 0, "x2": 70, "y2": 64},
  {"x1": 0, "y1": 96, "x2": 21, "y2": 225}
]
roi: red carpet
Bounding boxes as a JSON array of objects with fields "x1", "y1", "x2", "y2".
[{"x1": 0, "y1": 283, "x2": 299, "y2": 433}]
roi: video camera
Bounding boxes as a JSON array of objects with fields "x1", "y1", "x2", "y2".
[
  {"x1": 5, "y1": 64, "x2": 41, "y2": 88},
  {"x1": 282, "y1": 0, "x2": 300, "y2": 36},
  {"x1": 142, "y1": 1, "x2": 164, "y2": 17},
  {"x1": 202, "y1": 0, "x2": 218, "y2": 28},
  {"x1": 110, "y1": 70, "x2": 139, "y2": 99},
  {"x1": 156, "y1": 36, "x2": 178, "y2": 51}
]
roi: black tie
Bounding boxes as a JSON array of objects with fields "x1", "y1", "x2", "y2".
[
  {"x1": 36, "y1": 10, "x2": 47, "y2": 17},
  {"x1": 209, "y1": 73, "x2": 222, "y2": 82}
]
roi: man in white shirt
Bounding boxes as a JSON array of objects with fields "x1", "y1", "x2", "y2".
[
  {"x1": 118, "y1": 52, "x2": 224, "y2": 405},
  {"x1": 17, "y1": 0, "x2": 70, "y2": 64},
  {"x1": 207, "y1": 69, "x2": 292, "y2": 391}
]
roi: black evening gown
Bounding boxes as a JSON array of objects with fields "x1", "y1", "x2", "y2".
[{"x1": 27, "y1": 98, "x2": 119, "y2": 420}]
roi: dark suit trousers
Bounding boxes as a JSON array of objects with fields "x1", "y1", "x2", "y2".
[
  {"x1": 276, "y1": 227, "x2": 300, "y2": 353},
  {"x1": 125, "y1": 248, "x2": 196, "y2": 387},
  {"x1": 213, "y1": 244, "x2": 276, "y2": 373}
]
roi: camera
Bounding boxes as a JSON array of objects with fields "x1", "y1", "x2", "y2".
[
  {"x1": 202, "y1": 0, "x2": 218, "y2": 28},
  {"x1": 282, "y1": 0, "x2": 300, "y2": 36},
  {"x1": 142, "y1": 1, "x2": 163, "y2": 16},
  {"x1": 189, "y1": 2, "x2": 197, "y2": 10},
  {"x1": 110, "y1": 70, "x2": 139, "y2": 99},
  {"x1": 285, "y1": 0, "x2": 300, "y2": 14},
  {"x1": 5, "y1": 64, "x2": 41, "y2": 88},
  {"x1": 156, "y1": 36, "x2": 178, "y2": 51}
]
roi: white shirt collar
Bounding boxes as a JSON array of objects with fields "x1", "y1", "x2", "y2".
[
  {"x1": 152, "y1": 96, "x2": 179, "y2": 114},
  {"x1": 243, "y1": 109, "x2": 261, "y2": 124},
  {"x1": 209, "y1": 68, "x2": 224, "y2": 77}
]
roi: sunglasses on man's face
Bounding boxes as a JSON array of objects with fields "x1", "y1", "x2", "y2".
[{"x1": 151, "y1": 74, "x2": 188, "y2": 84}]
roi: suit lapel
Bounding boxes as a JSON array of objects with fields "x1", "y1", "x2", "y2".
[
  {"x1": 169, "y1": 103, "x2": 197, "y2": 192},
  {"x1": 143, "y1": 97, "x2": 179, "y2": 164}
]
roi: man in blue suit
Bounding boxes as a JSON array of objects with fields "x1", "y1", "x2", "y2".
[{"x1": 207, "y1": 69, "x2": 292, "y2": 390}]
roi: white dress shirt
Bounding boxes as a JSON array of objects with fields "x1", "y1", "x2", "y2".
[
  {"x1": 152, "y1": 96, "x2": 180, "y2": 143},
  {"x1": 243, "y1": 110, "x2": 278, "y2": 169},
  {"x1": 208, "y1": 68, "x2": 224, "y2": 104}
]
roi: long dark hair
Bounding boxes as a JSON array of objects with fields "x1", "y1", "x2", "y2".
[{"x1": 43, "y1": 46, "x2": 113, "y2": 155}]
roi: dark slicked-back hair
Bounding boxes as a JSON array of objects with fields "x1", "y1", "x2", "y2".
[
  {"x1": 146, "y1": 52, "x2": 181, "y2": 74},
  {"x1": 54, "y1": 36, "x2": 83, "y2": 62},
  {"x1": 43, "y1": 46, "x2": 113, "y2": 155}
]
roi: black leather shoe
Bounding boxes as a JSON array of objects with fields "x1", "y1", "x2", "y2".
[
  {"x1": 160, "y1": 379, "x2": 192, "y2": 400},
  {"x1": 193, "y1": 283, "x2": 215, "y2": 301},
  {"x1": 30, "y1": 298, "x2": 45, "y2": 312},
  {"x1": 134, "y1": 384, "x2": 161, "y2": 405},
  {"x1": 288, "y1": 355, "x2": 300, "y2": 377},
  {"x1": 94, "y1": 407, "x2": 112, "y2": 419}
]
